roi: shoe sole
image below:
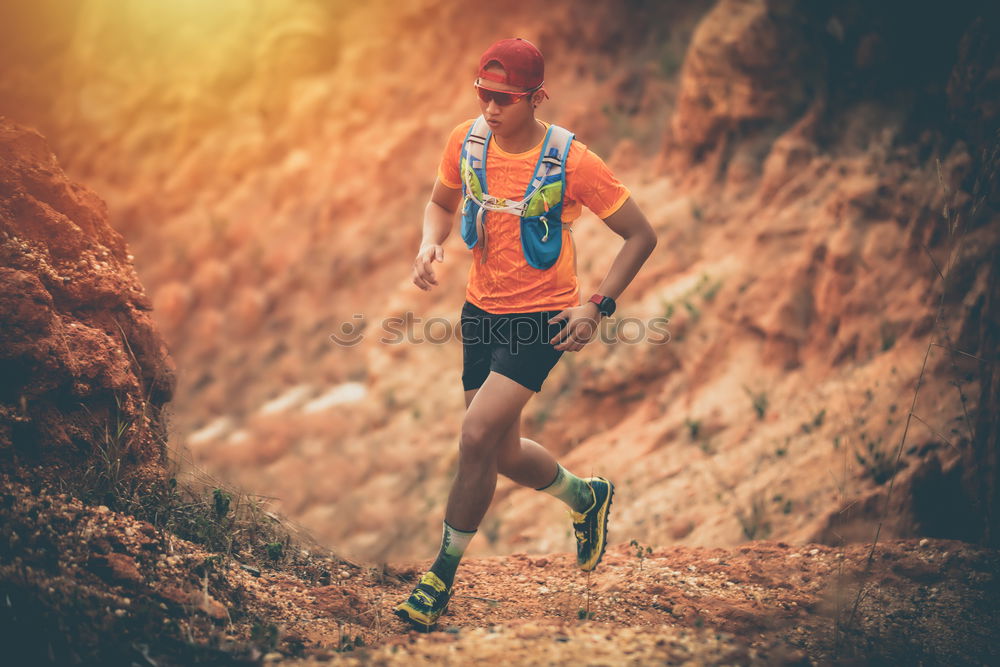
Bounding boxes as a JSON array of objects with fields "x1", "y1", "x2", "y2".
[
  {"x1": 394, "y1": 600, "x2": 449, "y2": 633},
  {"x1": 580, "y1": 479, "x2": 615, "y2": 572},
  {"x1": 394, "y1": 607, "x2": 434, "y2": 633}
]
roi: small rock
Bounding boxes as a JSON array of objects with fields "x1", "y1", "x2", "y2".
[
  {"x1": 89, "y1": 553, "x2": 143, "y2": 585},
  {"x1": 95, "y1": 505, "x2": 110, "y2": 514},
  {"x1": 809, "y1": 548, "x2": 819, "y2": 556},
  {"x1": 919, "y1": 538, "x2": 929, "y2": 547},
  {"x1": 671, "y1": 604, "x2": 696, "y2": 621},
  {"x1": 158, "y1": 585, "x2": 191, "y2": 606},
  {"x1": 339, "y1": 571, "x2": 351, "y2": 579},
  {"x1": 197, "y1": 593, "x2": 228, "y2": 621},
  {"x1": 90, "y1": 537, "x2": 113, "y2": 554}
]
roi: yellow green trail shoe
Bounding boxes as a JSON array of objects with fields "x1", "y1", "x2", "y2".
[
  {"x1": 394, "y1": 571, "x2": 451, "y2": 632},
  {"x1": 570, "y1": 476, "x2": 614, "y2": 571}
]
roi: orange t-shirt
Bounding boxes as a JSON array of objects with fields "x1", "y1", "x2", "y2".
[{"x1": 438, "y1": 119, "x2": 630, "y2": 314}]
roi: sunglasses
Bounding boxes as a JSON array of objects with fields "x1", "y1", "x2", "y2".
[{"x1": 474, "y1": 80, "x2": 542, "y2": 106}]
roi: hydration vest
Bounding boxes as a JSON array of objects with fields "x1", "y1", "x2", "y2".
[{"x1": 459, "y1": 115, "x2": 575, "y2": 271}]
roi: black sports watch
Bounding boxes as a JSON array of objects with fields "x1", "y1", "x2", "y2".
[{"x1": 588, "y1": 293, "x2": 617, "y2": 318}]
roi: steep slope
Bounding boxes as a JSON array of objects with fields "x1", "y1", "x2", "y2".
[
  {"x1": 0, "y1": 0, "x2": 996, "y2": 567},
  {"x1": 0, "y1": 118, "x2": 174, "y2": 495},
  {"x1": 1, "y1": 1, "x2": 998, "y2": 663}
]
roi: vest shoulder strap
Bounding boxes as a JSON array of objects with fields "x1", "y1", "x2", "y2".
[
  {"x1": 461, "y1": 116, "x2": 491, "y2": 195},
  {"x1": 462, "y1": 118, "x2": 575, "y2": 207},
  {"x1": 527, "y1": 124, "x2": 574, "y2": 196}
]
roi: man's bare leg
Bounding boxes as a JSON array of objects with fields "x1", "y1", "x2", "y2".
[
  {"x1": 445, "y1": 372, "x2": 536, "y2": 531},
  {"x1": 465, "y1": 388, "x2": 559, "y2": 489},
  {"x1": 396, "y1": 372, "x2": 538, "y2": 629},
  {"x1": 397, "y1": 372, "x2": 611, "y2": 629},
  {"x1": 465, "y1": 385, "x2": 594, "y2": 507}
]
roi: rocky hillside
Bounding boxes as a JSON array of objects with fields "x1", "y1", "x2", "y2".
[
  {"x1": 1, "y1": 0, "x2": 998, "y2": 663},
  {"x1": 0, "y1": 105, "x2": 995, "y2": 663},
  {"x1": 0, "y1": 118, "x2": 174, "y2": 497},
  {"x1": 1, "y1": 0, "x2": 996, "y2": 565}
]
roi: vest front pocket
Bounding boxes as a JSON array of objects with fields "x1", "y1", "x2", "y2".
[{"x1": 520, "y1": 214, "x2": 562, "y2": 270}]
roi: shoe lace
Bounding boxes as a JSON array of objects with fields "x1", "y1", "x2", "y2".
[
  {"x1": 567, "y1": 509, "x2": 589, "y2": 544},
  {"x1": 413, "y1": 589, "x2": 437, "y2": 606},
  {"x1": 419, "y1": 572, "x2": 448, "y2": 593}
]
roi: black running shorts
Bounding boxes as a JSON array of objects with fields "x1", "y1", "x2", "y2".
[{"x1": 460, "y1": 300, "x2": 569, "y2": 393}]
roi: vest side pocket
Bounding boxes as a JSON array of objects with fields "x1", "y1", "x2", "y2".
[{"x1": 461, "y1": 199, "x2": 479, "y2": 249}]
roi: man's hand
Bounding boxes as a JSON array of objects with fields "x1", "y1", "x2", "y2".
[
  {"x1": 412, "y1": 243, "x2": 444, "y2": 291},
  {"x1": 548, "y1": 303, "x2": 601, "y2": 352}
]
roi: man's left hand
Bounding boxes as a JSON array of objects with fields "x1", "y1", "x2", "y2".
[{"x1": 548, "y1": 303, "x2": 601, "y2": 352}]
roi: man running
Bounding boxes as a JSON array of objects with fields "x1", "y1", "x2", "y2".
[{"x1": 397, "y1": 37, "x2": 657, "y2": 631}]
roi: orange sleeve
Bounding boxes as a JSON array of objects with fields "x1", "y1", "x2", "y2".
[
  {"x1": 437, "y1": 120, "x2": 475, "y2": 189},
  {"x1": 570, "y1": 147, "x2": 631, "y2": 219}
]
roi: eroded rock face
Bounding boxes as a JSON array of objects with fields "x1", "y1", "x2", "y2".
[
  {"x1": 665, "y1": 0, "x2": 988, "y2": 182},
  {"x1": 0, "y1": 117, "x2": 174, "y2": 488},
  {"x1": 669, "y1": 0, "x2": 815, "y2": 171}
]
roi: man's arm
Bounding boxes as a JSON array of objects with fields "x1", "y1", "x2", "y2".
[
  {"x1": 589, "y1": 196, "x2": 658, "y2": 304},
  {"x1": 413, "y1": 179, "x2": 463, "y2": 291},
  {"x1": 550, "y1": 196, "x2": 657, "y2": 351}
]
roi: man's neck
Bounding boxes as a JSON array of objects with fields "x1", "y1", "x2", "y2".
[{"x1": 492, "y1": 118, "x2": 547, "y2": 154}]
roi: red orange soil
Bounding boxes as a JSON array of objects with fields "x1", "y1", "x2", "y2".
[{"x1": 4, "y1": 476, "x2": 996, "y2": 665}]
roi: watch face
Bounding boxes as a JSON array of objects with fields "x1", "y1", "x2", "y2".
[{"x1": 590, "y1": 294, "x2": 615, "y2": 316}]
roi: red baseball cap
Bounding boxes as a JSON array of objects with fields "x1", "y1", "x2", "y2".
[{"x1": 478, "y1": 38, "x2": 545, "y2": 90}]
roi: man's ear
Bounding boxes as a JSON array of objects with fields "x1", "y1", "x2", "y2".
[{"x1": 532, "y1": 87, "x2": 549, "y2": 108}]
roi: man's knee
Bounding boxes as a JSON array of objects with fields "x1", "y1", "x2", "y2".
[
  {"x1": 460, "y1": 418, "x2": 507, "y2": 461},
  {"x1": 495, "y1": 437, "x2": 522, "y2": 476}
]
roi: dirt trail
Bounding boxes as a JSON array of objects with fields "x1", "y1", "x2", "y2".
[
  {"x1": 4, "y1": 475, "x2": 996, "y2": 665},
  {"x1": 293, "y1": 542, "x2": 1000, "y2": 665}
]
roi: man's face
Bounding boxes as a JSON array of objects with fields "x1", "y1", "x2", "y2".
[{"x1": 477, "y1": 66, "x2": 541, "y2": 136}]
